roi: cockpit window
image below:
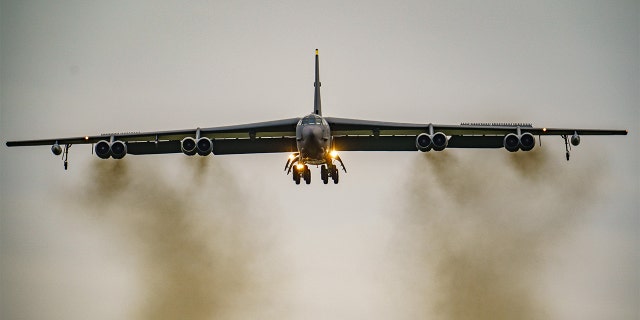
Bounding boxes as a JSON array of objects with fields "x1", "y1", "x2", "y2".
[{"x1": 300, "y1": 114, "x2": 323, "y2": 125}]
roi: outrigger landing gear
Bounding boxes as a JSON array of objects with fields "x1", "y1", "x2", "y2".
[
  {"x1": 562, "y1": 134, "x2": 572, "y2": 161},
  {"x1": 62, "y1": 144, "x2": 71, "y2": 170},
  {"x1": 561, "y1": 131, "x2": 582, "y2": 161}
]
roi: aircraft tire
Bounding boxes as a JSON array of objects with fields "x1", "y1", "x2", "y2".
[
  {"x1": 321, "y1": 166, "x2": 329, "y2": 184},
  {"x1": 304, "y1": 166, "x2": 311, "y2": 184}
]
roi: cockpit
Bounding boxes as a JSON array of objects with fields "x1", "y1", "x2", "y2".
[{"x1": 298, "y1": 114, "x2": 326, "y2": 126}]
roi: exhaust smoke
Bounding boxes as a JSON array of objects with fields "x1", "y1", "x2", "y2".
[
  {"x1": 397, "y1": 149, "x2": 605, "y2": 319},
  {"x1": 76, "y1": 157, "x2": 276, "y2": 320}
]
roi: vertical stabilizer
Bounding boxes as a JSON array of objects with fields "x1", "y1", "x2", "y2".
[{"x1": 314, "y1": 49, "x2": 322, "y2": 115}]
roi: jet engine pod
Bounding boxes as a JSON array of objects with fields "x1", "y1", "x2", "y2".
[
  {"x1": 110, "y1": 140, "x2": 127, "y2": 159},
  {"x1": 519, "y1": 132, "x2": 535, "y2": 152},
  {"x1": 95, "y1": 140, "x2": 112, "y2": 159},
  {"x1": 431, "y1": 132, "x2": 448, "y2": 151},
  {"x1": 196, "y1": 137, "x2": 213, "y2": 156},
  {"x1": 181, "y1": 137, "x2": 197, "y2": 156},
  {"x1": 415, "y1": 133, "x2": 432, "y2": 152},
  {"x1": 570, "y1": 132, "x2": 580, "y2": 146},
  {"x1": 51, "y1": 143, "x2": 62, "y2": 156},
  {"x1": 503, "y1": 133, "x2": 520, "y2": 152}
]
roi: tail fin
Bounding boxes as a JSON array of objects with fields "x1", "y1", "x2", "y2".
[{"x1": 314, "y1": 49, "x2": 322, "y2": 115}]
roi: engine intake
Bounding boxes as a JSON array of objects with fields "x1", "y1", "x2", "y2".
[
  {"x1": 181, "y1": 137, "x2": 197, "y2": 156},
  {"x1": 503, "y1": 134, "x2": 520, "y2": 152},
  {"x1": 519, "y1": 132, "x2": 535, "y2": 151},
  {"x1": 416, "y1": 133, "x2": 432, "y2": 152},
  {"x1": 95, "y1": 140, "x2": 112, "y2": 159},
  {"x1": 110, "y1": 140, "x2": 127, "y2": 159},
  {"x1": 196, "y1": 137, "x2": 213, "y2": 156},
  {"x1": 432, "y1": 132, "x2": 448, "y2": 151}
]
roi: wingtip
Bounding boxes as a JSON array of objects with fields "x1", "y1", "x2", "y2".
[{"x1": 315, "y1": 48, "x2": 318, "y2": 55}]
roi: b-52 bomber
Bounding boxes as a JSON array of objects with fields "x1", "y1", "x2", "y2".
[{"x1": 6, "y1": 49, "x2": 628, "y2": 184}]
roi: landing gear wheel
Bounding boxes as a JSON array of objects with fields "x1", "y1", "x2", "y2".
[
  {"x1": 332, "y1": 167, "x2": 339, "y2": 184},
  {"x1": 293, "y1": 168, "x2": 301, "y2": 184},
  {"x1": 321, "y1": 165, "x2": 329, "y2": 184},
  {"x1": 303, "y1": 166, "x2": 311, "y2": 184}
]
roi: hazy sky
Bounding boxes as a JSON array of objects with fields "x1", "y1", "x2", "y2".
[{"x1": 1, "y1": 1, "x2": 638, "y2": 319}]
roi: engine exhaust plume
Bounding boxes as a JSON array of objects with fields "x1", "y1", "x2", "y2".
[
  {"x1": 76, "y1": 157, "x2": 275, "y2": 320},
  {"x1": 397, "y1": 149, "x2": 605, "y2": 320}
]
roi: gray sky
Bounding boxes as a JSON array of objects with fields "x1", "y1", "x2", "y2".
[{"x1": 1, "y1": 1, "x2": 638, "y2": 319}]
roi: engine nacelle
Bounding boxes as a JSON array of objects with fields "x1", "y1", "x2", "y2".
[
  {"x1": 95, "y1": 140, "x2": 112, "y2": 159},
  {"x1": 51, "y1": 143, "x2": 62, "y2": 156},
  {"x1": 196, "y1": 137, "x2": 213, "y2": 156},
  {"x1": 431, "y1": 132, "x2": 448, "y2": 151},
  {"x1": 181, "y1": 137, "x2": 197, "y2": 156},
  {"x1": 416, "y1": 133, "x2": 432, "y2": 152},
  {"x1": 416, "y1": 132, "x2": 448, "y2": 152},
  {"x1": 503, "y1": 133, "x2": 520, "y2": 152},
  {"x1": 504, "y1": 132, "x2": 535, "y2": 152},
  {"x1": 519, "y1": 132, "x2": 535, "y2": 151},
  {"x1": 110, "y1": 140, "x2": 127, "y2": 159},
  {"x1": 571, "y1": 132, "x2": 580, "y2": 146}
]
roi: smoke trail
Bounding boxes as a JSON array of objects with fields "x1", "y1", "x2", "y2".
[
  {"x1": 76, "y1": 157, "x2": 274, "y2": 320},
  {"x1": 398, "y1": 149, "x2": 605, "y2": 320}
]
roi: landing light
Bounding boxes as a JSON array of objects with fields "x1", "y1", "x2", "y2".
[
  {"x1": 84, "y1": 136, "x2": 89, "y2": 140},
  {"x1": 330, "y1": 150, "x2": 338, "y2": 158},
  {"x1": 289, "y1": 153, "x2": 296, "y2": 160},
  {"x1": 542, "y1": 128, "x2": 547, "y2": 132},
  {"x1": 296, "y1": 163, "x2": 304, "y2": 170}
]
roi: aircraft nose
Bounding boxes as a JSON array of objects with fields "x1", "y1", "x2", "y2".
[{"x1": 302, "y1": 125, "x2": 323, "y2": 144}]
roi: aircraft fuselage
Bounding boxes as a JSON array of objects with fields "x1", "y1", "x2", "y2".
[{"x1": 296, "y1": 114, "x2": 331, "y2": 165}]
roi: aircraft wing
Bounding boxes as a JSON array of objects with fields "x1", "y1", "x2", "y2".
[
  {"x1": 326, "y1": 117, "x2": 628, "y2": 151},
  {"x1": 5, "y1": 118, "x2": 300, "y2": 155}
]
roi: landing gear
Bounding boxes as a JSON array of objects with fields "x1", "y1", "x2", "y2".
[
  {"x1": 331, "y1": 165, "x2": 339, "y2": 184},
  {"x1": 321, "y1": 165, "x2": 329, "y2": 184},
  {"x1": 293, "y1": 165, "x2": 311, "y2": 184},
  {"x1": 293, "y1": 167, "x2": 301, "y2": 184},
  {"x1": 322, "y1": 164, "x2": 339, "y2": 184},
  {"x1": 284, "y1": 153, "x2": 346, "y2": 185},
  {"x1": 62, "y1": 144, "x2": 71, "y2": 170},
  {"x1": 303, "y1": 165, "x2": 311, "y2": 184},
  {"x1": 561, "y1": 132, "x2": 582, "y2": 161}
]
